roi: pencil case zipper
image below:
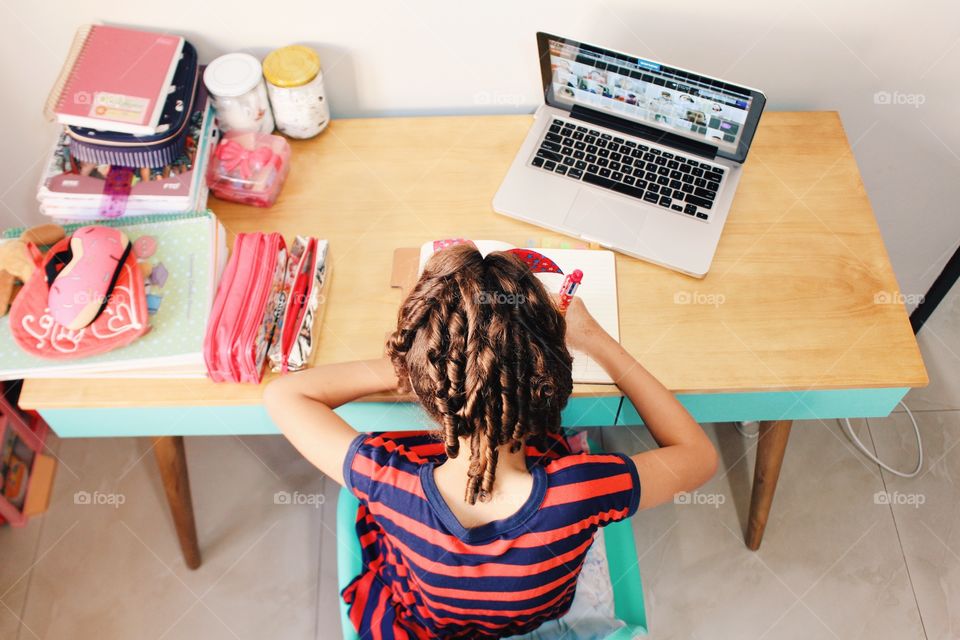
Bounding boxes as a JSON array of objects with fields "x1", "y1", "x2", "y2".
[
  {"x1": 213, "y1": 232, "x2": 265, "y2": 381},
  {"x1": 203, "y1": 232, "x2": 249, "y2": 382},
  {"x1": 223, "y1": 233, "x2": 268, "y2": 382},
  {"x1": 215, "y1": 232, "x2": 261, "y2": 382},
  {"x1": 235, "y1": 233, "x2": 286, "y2": 382}
]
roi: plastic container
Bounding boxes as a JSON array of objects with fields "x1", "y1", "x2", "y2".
[
  {"x1": 203, "y1": 53, "x2": 275, "y2": 134},
  {"x1": 206, "y1": 131, "x2": 290, "y2": 207},
  {"x1": 262, "y1": 45, "x2": 330, "y2": 139}
]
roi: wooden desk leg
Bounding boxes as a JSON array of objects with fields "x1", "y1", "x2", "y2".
[
  {"x1": 153, "y1": 436, "x2": 201, "y2": 569},
  {"x1": 746, "y1": 420, "x2": 792, "y2": 551}
]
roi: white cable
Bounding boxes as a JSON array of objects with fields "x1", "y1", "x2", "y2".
[
  {"x1": 841, "y1": 401, "x2": 923, "y2": 478},
  {"x1": 733, "y1": 404, "x2": 922, "y2": 478},
  {"x1": 735, "y1": 421, "x2": 759, "y2": 438}
]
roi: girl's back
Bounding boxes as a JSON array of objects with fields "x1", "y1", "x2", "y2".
[{"x1": 342, "y1": 432, "x2": 639, "y2": 638}]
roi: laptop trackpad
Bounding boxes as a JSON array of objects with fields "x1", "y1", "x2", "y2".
[{"x1": 564, "y1": 188, "x2": 647, "y2": 247}]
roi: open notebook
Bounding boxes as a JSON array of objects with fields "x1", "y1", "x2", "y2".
[{"x1": 418, "y1": 240, "x2": 619, "y2": 384}]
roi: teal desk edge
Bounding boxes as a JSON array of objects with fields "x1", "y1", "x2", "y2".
[
  {"x1": 621, "y1": 387, "x2": 909, "y2": 425},
  {"x1": 37, "y1": 387, "x2": 909, "y2": 438}
]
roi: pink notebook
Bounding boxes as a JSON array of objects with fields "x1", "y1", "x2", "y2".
[{"x1": 45, "y1": 25, "x2": 184, "y2": 135}]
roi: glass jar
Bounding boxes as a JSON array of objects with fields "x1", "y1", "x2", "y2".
[
  {"x1": 262, "y1": 45, "x2": 330, "y2": 139},
  {"x1": 203, "y1": 53, "x2": 275, "y2": 134}
]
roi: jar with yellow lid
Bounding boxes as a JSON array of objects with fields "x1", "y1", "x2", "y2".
[{"x1": 263, "y1": 45, "x2": 330, "y2": 139}]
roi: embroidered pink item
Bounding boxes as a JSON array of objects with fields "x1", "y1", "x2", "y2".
[{"x1": 9, "y1": 235, "x2": 148, "y2": 360}]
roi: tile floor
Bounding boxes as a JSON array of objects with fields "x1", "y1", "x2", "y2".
[{"x1": 2, "y1": 283, "x2": 959, "y2": 640}]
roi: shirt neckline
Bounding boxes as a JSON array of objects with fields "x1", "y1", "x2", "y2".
[{"x1": 419, "y1": 459, "x2": 547, "y2": 543}]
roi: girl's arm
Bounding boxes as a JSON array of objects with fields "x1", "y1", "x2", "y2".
[
  {"x1": 263, "y1": 357, "x2": 400, "y2": 485},
  {"x1": 564, "y1": 299, "x2": 718, "y2": 510}
]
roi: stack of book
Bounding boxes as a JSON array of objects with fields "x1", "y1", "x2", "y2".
[
  {"x1": 3, "y1": 25, "x2": 232, "y2": 380},
  {"x1": 38, "y1": 25, "x2": 217, "y2": 220}
]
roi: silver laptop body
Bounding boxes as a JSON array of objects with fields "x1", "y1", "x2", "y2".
[{"x1": 494, "y1": 33, "x2": 766, "y2": 278}]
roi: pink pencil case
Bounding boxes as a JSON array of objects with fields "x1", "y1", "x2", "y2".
[{"x1": 203, "y1": 232, "x2": 287, "y2": 383}]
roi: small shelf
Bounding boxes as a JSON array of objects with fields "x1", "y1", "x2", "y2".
[{"x1": 1, "y1": 382, "x2": 55, "y2": 527}]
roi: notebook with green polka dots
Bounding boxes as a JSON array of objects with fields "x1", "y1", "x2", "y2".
[{"x1": 0, "y1": 211, "x2": 226, "y2": 379}]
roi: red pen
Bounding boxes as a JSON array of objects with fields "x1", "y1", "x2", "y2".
[
  {"x1": 279, "y1": 239, "x2": 316, "y2": 372},
  {"x1": 558, "y1": 269, "x2": 583, "y2": 314}
]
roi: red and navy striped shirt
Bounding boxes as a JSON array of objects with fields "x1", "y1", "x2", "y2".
[{"x1": 341, "y1": 431, "x2": 641, "y2": 639}]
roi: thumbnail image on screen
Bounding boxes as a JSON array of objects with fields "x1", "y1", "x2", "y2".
[{"x1": 548, "y1": 39, "x2": 753, "y2": 153}]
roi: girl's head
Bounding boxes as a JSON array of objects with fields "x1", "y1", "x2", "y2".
[{"x1": 387, "y1": 244, "x2": 573, "y2": 504}]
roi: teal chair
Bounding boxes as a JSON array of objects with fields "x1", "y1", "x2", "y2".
[{"x1": 336, "y1": 486, "x2": 647, "y2": 639}]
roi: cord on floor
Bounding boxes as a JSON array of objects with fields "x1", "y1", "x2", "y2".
[
  {"x1": 735, "y1": 403, "x2": 923, "y2": 478},
  {"x1": 840, "y1": 401, "x2": 923, "y2": 478}
]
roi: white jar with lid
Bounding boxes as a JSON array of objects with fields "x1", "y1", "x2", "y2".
[
  {"x1": 262, "y1": 45, "x2": 330, "y2": 139},
  {"x1": 203, "y1": 53, "x2": 275, "y2": 134}
]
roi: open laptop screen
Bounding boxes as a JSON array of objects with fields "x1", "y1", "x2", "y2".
[{"x1": 538, "y1": 33, "x2": 765, "y2": 163}]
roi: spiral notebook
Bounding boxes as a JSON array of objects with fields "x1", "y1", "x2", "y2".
[
  {"x1": 45, "y1": 24, "x2": 184, "y2": 135},
  {"x1": 417, "y1": 240, "x2": 620, "y2": 384}
]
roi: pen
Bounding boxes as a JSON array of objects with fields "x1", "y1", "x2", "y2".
[
  {"x1": 280, "y1": 240, "x2": 315, "y2": 372},
  {"x1": 558, "y1": 269, "x2": 583, "y2": 314}
]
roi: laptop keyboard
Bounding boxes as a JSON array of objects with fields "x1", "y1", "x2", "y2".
[{"x1": 530, "y1": 117, "x2": 726, "y2": 221}]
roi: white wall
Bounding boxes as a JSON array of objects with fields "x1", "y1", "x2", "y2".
[{"x1": 1, "y1": 0, "x2": 957, "y2": 306}]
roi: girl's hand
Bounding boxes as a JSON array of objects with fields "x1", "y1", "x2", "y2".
[{"x1": 559, "y1": 296, "x2": 609, "y2": 354}]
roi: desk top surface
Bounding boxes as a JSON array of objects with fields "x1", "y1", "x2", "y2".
[{"x1": 20, "y1": 112, "x2": 927, "y2": 409}]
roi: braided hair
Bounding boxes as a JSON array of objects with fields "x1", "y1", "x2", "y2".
[{"x1": 387, "y1": 244, "x2": 573, "y2": 505}]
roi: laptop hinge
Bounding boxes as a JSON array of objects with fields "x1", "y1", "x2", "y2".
[{"x1": 569, "y1": 105, "x2": 719, "y2": 160}]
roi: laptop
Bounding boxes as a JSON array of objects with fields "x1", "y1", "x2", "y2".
[{"x1": 493, "y1": 33, "x2": 766, "y2": 277}]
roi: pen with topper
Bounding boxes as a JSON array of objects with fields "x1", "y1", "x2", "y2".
[{"x1": 557, "y1": 269, "x2": 583, "y2": 314}]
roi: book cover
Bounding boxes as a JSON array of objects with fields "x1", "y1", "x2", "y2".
[{"x1": 47, "y1": 25, "x2": 184, "y2": 135}]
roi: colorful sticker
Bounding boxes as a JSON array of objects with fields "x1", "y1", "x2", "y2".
[{"x1": 506, "y1": 248, "x2": 563, "y2": 274}]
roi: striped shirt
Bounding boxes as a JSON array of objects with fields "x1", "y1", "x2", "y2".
[{"x1": 341, "y1": 431, "x2": 641, "y2": 639}]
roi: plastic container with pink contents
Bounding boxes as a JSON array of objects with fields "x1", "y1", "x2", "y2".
[{"x1": 207, "y1": 131, "x2": 291, "y2": 207}]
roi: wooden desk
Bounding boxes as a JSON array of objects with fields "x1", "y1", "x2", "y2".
[{"x1": 19, "y1": 113, "x2": 927, "y2": 567}]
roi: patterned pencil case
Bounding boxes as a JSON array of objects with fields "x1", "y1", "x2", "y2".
[
  {"x1": 65, "y1": 41, "x2": 201, "y2": 168},
  {"x1": 203, "y1": 232, "x2": 288, "y2": 383},
  {"x1": 268, "y1": 237, "x2": 329, "y2": 373}
]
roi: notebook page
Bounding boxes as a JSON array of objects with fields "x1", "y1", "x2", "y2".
[{"x1": 532, "y1": 249, "x2": 619, "y2": 384}]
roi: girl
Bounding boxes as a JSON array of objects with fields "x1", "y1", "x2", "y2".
[{"x1": 265, "y1": 244, "x2": 717, "y2": 639}]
